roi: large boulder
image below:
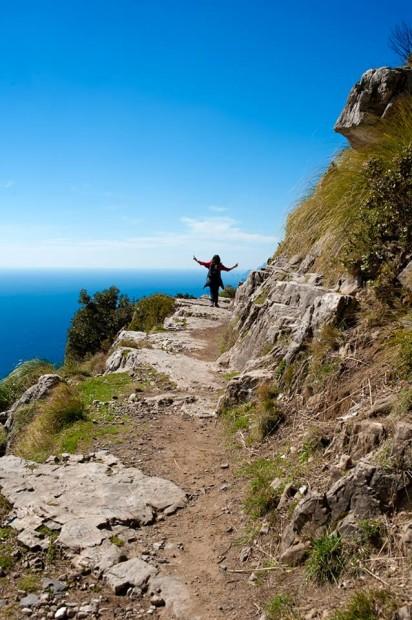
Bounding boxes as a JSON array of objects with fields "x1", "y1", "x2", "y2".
[{"x1": 335, "y1": 66, "x2": 412, "y2": 147}]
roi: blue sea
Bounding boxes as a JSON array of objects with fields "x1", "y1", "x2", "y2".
[{"x1": 0, "y1": 269, "x2": 245, "y2": 379}]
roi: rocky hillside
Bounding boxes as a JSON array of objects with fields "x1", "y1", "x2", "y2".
[{"x1": 215, "y1": 65, "x2": 412, "y2": 619}]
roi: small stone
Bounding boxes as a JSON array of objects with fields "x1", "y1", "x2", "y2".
[
  {"x1": 150, "y1": 595, "x2": 165, "y2": 607},
  {"x1": 270, "y1": 477, "x2": 282, "y2": 492},
  {"x1": 54, "y1": 608, "x2": 67, "y2": 619},
  {"x1": 220, "y1": 463, "x2": 229, "y2": 469},
  {"x1": 20, "y1": 594, "x2": 40, "y2": 608}
]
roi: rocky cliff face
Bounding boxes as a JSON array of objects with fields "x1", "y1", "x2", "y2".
[{"x1": 335, "y1": 66, "x2": 412, "y2": 147}]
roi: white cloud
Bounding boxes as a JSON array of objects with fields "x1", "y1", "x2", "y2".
[{"x1": 0, "y1": 216, "x2": 277, "y2": 269}]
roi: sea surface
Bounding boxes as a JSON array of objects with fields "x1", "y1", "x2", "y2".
[{"x1": 0, "y1": 269, "x2": 245, "y2": 379}]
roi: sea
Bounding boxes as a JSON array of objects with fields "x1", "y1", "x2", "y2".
[{"x1": 0, "y1": 269, "x2": 245, "y2": 379}]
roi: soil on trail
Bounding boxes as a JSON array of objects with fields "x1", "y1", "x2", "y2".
[{"x1": 93, "y1": 301, "x2": 257, "y2": 620}]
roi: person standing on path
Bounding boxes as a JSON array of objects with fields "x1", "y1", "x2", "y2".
[{"x1": 193, "y1": 254, "x2": 238, "y2": 307}]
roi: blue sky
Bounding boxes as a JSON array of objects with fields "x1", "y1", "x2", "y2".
[{"x1": 0, "y1": 0, "x2": 411, "y2": 269}]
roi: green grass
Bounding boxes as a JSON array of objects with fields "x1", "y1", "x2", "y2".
[
  {"x1": 17, "y1": 574, "x2": 41, "y2": 593},
  {"x1": 329, "y1": 590, "x2": 396, "y2": 620},
  {"x1": 221, "y1": 403, "x2": 252, "y2": 434},
  {"x1": 0, "y1": 494, "x2": 12, "y2": 521},
  {"x1": 265, "y1": 594, "x2": 297, "y2": 620},
  {"x1": 357, "y1": 519, "x2": 386, "y2": 548},
  {"x1": 14, "y1": 383, "x2": 87, "y2": 461},
  {"x1": 77, "y1": 372, "x2": 134, "y2": 405},
  {"x1": 223, "y1": 371, "x2": 240, "y2": 381},
  {"x1": 240, "y1": 458, "x2": 286, "y2": 519},
  {"x1": 306, "y1": 533, "x2": 345, "y2": 584},
  {"x1": 110, "y1": 534, "x2": 125, "y2": 547}
]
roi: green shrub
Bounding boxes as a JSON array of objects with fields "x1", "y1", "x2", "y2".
[
  {"x1": 66, "y1": 287, "x2": 134, "y2": 360},
  {"x1": 343, "y1": 145, "x2": 412, "y2": 285},
  {"x1": 129, "y1": 294, "x2": 175, "y2": 332},
  {"x1": 0, "y1": 359, "x2": 55, "y2": 411},
  {"x1": 220, "y1": 285, "x2": 237, "y2": 299},
  {"x1": 306, "y1": 533, "x2": 344, "y2": 583},
  {"x1": 329, "y1": 590, "x2": 396, "y2": 620}
]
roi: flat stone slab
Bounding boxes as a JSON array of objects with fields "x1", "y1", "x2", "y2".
[
  {"x1": 104, "y1": 557, "x2": 157, "y2": 594},
  {"x1": 0, "y1": 452, "x2": 187, "y2": 553}
]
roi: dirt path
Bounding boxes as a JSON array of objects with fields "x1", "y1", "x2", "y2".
[{"x1": 93, "y1": 300, "x2": 258, "y2": 620}]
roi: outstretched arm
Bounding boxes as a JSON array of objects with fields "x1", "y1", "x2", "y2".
[
  {"x1": 220, "y1": 262, "x2": 239, "y2": 272},
  {"x1": 193, "y1": 256, "x2": 211, "y2": 268}
]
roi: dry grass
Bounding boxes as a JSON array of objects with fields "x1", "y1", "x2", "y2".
[{"x1": 277, "y1": 100, "x2": 412, "y2": 282}]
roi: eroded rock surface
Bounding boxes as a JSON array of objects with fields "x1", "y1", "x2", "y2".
[
  {"x1": 219, "y1": 256, "x2": 356, "y2": 375},
  {"x1": 0, "y1": 450, "x2": 189, "y2": 602},
  {"x1": 335, "y1": 66, "x2": 412, "y2": 147}
]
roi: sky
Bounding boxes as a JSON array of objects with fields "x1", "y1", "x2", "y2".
[{"x1": 0, "y1": 0, "x2": 411, "y2": 270}]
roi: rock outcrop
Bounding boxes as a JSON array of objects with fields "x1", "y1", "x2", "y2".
[
  {"x1": 2, "y1": 373, "x2": 62, "y2": 430},
  {"x1": 335, "y1": 66, "x2": 412, "y2": 147},
  {"x1": 219, "y1": 256, "x2": 357, "y2": 374}
]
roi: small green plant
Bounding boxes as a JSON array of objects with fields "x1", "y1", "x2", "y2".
[
  {"x1": 129, "y1": 294, "x2": 175, "y2": 332},
  {"x1": 392, "y1": 321, "x2": 412, "y2": 378},
  {"x1": 265, "y1": 594, "x2": 297, "y2": 620},
  {"x1": 110, "y1": 534, "x2": 125, "y2": 547},
  {"x1": 241, "y1": 458, "x2": 283, "y2": 518},
  {"x1": 249, "y1": 383, "x2": 283, "y2": 441},
  {"x1": 221, "y1": 403, "x2": 252, "y2": 434},
  {"x1": 0, "y1": 494, "x2": 11, "y2": 520},
  {"x1": 220, "y1": 321, "x2": 237, "y2": 353},
  {"x1": 223, "y1": 371, "x2": 240, "y2": 381},
  {"x1": 17, "y1": 574, "x2": 41, "y2": 593},
  {"x1": 392, "y1": 386, "x2": 412, "y2": 417},
  {"x1": 329, "y1": 589, "x2": 396, "y2": 620},
  {"x1": 0, "y1": 425, "x2": 7, "y2": 456},
  {"x1": 306, "y1": 533, "x2": 344, "y2": 584},
  {"x1": 358, "y1": 519, "x2": 386, "y2": 548}
]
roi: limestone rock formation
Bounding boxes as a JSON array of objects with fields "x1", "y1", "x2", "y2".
[
  {"x1": 335, "y1": 66, "x2": 412, "y2": 147},
  {"x1": 219, "y1": 256, "x2": 357, "y2": 375}
]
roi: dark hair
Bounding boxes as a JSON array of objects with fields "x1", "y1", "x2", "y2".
[{"x1": 212, "y1": 254, "x2": 221, "y2": 264}]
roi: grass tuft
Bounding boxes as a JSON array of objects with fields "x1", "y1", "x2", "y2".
[
  {"x1": 265, "y1": 594, "x2": 297, "y2": 620},
  {"x1": 306, "y1": 533, "x2": 344, "y2": 584},
  {"x1": 329, "y1": 590, "x2": 396, "y2": 620}
]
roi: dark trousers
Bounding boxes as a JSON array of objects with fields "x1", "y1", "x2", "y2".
[{"x1": 210, "y1": 285, "x2": 219, "y2": 306}]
